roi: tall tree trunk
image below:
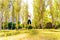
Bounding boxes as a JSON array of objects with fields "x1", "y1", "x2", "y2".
[
  {"x1": 40, "y1": 0, "x2": 45, "y2": 29},
  {"x1": 11, "y1": 1, "x2": 15, "y2": 29},
  {"x1": 49, "y1": 0, "x2": 55, "y2": 28}
]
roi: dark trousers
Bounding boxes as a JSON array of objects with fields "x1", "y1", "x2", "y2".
[{"x1": 27, "y1": 20, "x2": 31, "y2": 24}]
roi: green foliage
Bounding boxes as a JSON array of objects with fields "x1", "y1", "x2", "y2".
[
  {"x1": 8, "y1": 22, "x2": 16, "y2": 29},
  {"x1": 0, "y1": 0, "x2": 60, "y2": 29},
  {"x1": 1, "y1": 22, "x2": 22, "y2": 30},
  {"x1": 56, "y1": 23, "x2": 60, "y2": 29},
  {"x1": 45, "y1": 22, "x2": 52, "y2": 29},
  {"x1": 28, "y1": 26, "x2": 33, "y2": 29}
]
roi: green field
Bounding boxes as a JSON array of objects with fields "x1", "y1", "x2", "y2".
[{"x1": 0, "y1": 29, "x2": 60, "y2": 40}]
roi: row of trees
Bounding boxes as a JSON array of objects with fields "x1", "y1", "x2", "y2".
[
  {"x1": 0, "y1": 0, "x2": 22, "y2": 29},
  {"x1": 0, "y1": 0, "x2": 60, "y2": 30},
  {"x1": 32, "y1": 0, "x2": 60, "y2": 29}
]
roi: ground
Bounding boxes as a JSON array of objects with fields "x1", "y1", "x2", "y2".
[{"x1": 0, "y1": 29, "x2": 60, "y2": 40}]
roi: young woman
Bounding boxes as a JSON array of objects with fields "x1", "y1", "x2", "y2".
[{"x1": 27, "y1": 15, "x2": 31, "y2": 24}]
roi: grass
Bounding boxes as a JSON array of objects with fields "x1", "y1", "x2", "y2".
[
  {"x1": 0, "y1": 29, "x2": 60, "y2": 40},
  {"x1": 20, "y1": 29, "x2": 60, "y2": 40},
  {"x1": 0, "y1": 30, "x2": 28, "y2": 37}
]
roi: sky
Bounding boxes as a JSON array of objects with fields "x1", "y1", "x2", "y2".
[
  {"x1": 22, "y1": 0, "x2": 33, "y2": 20},
  {"x1": 27, "y1": 0, "x2": 33, "y2": 19},
  {"x1": 20, "y1": 0, "x2": 33, "y2": 23},
  {"x1": 19, "y1": 0, "x2": 33, "y2": 23}
]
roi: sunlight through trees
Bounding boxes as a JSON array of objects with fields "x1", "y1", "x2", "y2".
[{"x1": 0, "y1": 0, "x2": 60, "y2": 29}]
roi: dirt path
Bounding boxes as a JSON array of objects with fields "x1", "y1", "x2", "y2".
[{"x1": 0, "y1": 33, "x2": 27, "y2": 40}]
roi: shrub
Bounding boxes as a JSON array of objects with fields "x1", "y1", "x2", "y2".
[
  {"x1": 18, "y1": 25, "x2": 22, "y2": 29},
  {"x1": 8, "y1": 22, "x2": 22, "y2": 29},
  {"x1": 18, "y1": 22, "x2": 22, "y2": 29},
  {"x1": 8, "y1": 22, "x2": 16, "y2": 29},
  {"x1": 2, "y1": 22, "x2": 8, "y2": 29},
  {"x1": 45, "y1": 22, "x2": 52, "y2": 29},
  {"x1": 28, "y1": 26, "x2": 33, "y2": 29},
  {"x1": 55, "y1": 24, "x2": 60, "y2": 29},
  {"x1": 2, "y1": 26, "x2": 8, "y2": 29}
]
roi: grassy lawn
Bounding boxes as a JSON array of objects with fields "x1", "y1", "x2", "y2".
[{"x1": 0, "y1": 29, "x2": 60, "y2": 40}]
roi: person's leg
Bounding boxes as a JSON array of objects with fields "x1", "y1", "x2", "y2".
[
  {"x1": 29, "y1": 20, "x2": 31, "y2": 24},
  {"x1": 30, "y1": 21, "x2": 31, "y2": 24},
  {"x1": 27, "y1": 20, "x2": 29, "y2": 24}
]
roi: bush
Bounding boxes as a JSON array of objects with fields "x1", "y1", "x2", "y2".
[
  {"x1": 18, "y1": 22, "x2": 22, "y2": 29},
  {"x1": 2, "y1": 26, "x2": 8, "y2": 29},
  {"x1": 18, "y1": 25, "x2": 22, "y2": 29},
  {"x1": 8, "y1": 22, "x2": 22, "y2": 29},
  {"x1": 8, "y1": 22, "x2": 16, "y2": 29},
  {"x1": 55, "y1": 24, "x2": 60, "y2": 29},
  {"x1": 28, "y1": 26, "x2": 33, "y2": 29},
  {"x1": 45, "y1": 22, "x2": 52, "y2": 29},
  {"x1": 2, "y1": 22, "x2": 8, "y2": 29}
]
